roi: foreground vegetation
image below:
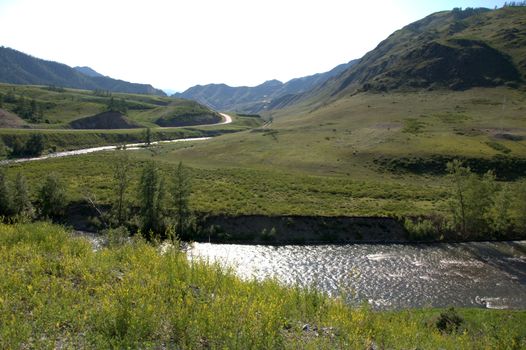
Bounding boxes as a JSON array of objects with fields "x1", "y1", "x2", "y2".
[{"x1": 0, "y1": 222, "x2": 524, "y2": 349}]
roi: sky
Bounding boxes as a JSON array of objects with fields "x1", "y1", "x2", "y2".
[{"x1": 0, "y1": 0, "x2": 509, "y2": 93}]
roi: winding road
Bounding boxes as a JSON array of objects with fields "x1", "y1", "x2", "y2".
[
  {"x1": 218, "y1": 113, "x2": 232, "y2": 125},
  {"x1": 0, "y1": 113, "x2": 232, "y2": 165}
]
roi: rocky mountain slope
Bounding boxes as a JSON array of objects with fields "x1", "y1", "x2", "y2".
[{"x1": 282, "y1": 6, "x2": 526, "y2": 111}]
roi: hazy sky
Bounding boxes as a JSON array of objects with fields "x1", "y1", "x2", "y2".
[{"x1": 0, "y1": 0, "x2": 508, "y2": 92}]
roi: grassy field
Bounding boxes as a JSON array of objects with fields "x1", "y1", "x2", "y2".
[
  {"x1": 4, "y1": 150, "x2": 447, "y2": 218},
  {"x1": 3, "y1": 88, "x2": 525, "y2": 223},
  {"x1": 1, "y1": 222, "x2": 524, "y2": 349}
]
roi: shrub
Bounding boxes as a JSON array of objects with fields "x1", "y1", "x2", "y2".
[
  {"x1": 436, "y1": 308, "x2": 464, "y2": 334},
  {"x1": 37, "y1": 173, "x2": 67, "y2": 220},
  {"x1": 403, "y1": 217, "x2": 437, "y2": 240}
]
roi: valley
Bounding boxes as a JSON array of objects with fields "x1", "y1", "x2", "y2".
[{"x1": 0, "y1": 3, "x2": 525, "y2": 349}]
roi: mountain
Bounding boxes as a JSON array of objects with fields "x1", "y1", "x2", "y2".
[
  {"x1": 279, "y1": 6, "x2": 526, "y2": 111},
  {"x1": 174, "y1": 60, "x2": 357, "y2": 113},
  {"x1": 0, "y1": 47, "x2": 166, "y2": 96},
  {"x1": 74, "y1": 66, "x2": 105, "y2": 78}
]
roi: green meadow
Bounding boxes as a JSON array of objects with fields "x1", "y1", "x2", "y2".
[
  {"x1": 1, "y1": 222, "x2": 524, "y2": 349},
  {"x1": 2, "y1": 88, "x2": 525, "y2": 232}
]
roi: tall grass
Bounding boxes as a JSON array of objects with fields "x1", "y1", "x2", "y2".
[{"x1": 0, "y1": 222, "x2": 524, "y2": 348}]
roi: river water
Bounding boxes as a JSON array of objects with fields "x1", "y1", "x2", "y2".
[
  {"x1": 0, "y1": 137, "x2": 211, "y2": 165},
  {"x1": 189, "y1": 241, "x2": 526, "y2": 310}
]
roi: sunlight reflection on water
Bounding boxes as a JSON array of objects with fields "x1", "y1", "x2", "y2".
[{"x1": 189, "y1": 241, "x2": 526, "y2": 310}]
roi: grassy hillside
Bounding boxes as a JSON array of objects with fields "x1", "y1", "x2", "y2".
[
  {"x1": 0, "y1": 83, "x2": 219, "y2": 128},
  {"x1": 0, "y1": 114, "x2": 261, "y2": 153},
  {"x1": 0, "y1": 83, "x2": 262, "y2": 151},
  {"x1": 1, "y1": 222, "x2": 524, "y2": 349},
  {"x1": 170, "y1": 88, "x2": 526, "y2": 179},
  {"x1": 276, "y1": 6, "x2": 526, "y2": 113}
]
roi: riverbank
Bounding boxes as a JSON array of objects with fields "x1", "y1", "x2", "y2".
[
  {"x1": 62, "y1": 201, "x2": 526, "y2": 244},
  {"x1": 1, "y1": 222, "x2": 524, "y2": 349},
  {"x1": 197, "y1": 214, "x2": 526, "y2": 244},
  {"x1": 198, "y1": 214, "x2": 408, "y2": 244}
]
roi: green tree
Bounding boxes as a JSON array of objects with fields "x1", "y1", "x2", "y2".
[
  {"x1": 138, "y1": 161, "x2": 165, "y2": 236},
  {"x1": 513, "y1": 181, "x2": 526, "y2": 232},
  {"x1": 14, "y1": 96, "x2": 31, "y2": 119},
  {"x1": 172, "y1": 162, "x2": 192, "y2": 237},
  {"x1": 12, "y1": 173, "x2": 31, "y2": 218},
  {"x1": 112, "y1": 150, "x2": 131, "y2": 225},
  {"x1": 30, "y1": 99, "x2": 37, "y2": 116},
  {"x1": 106, "y1": 97, "x2": 127, "y2": 114},
  {"x1": 486, "y1": 184, "x2": 513, "y2": 234},
  {"x1": 24, "y1": 134, "x2": 45, "y2": 156},
  {"x1": 37, "y1": 103, "x2": 44, "y2": 121},
  {"x1": 447, "y1": 160, "x2": 470, "y2": 236},
  {"x1": 463, "y1": 170, "x2": 496, "y2": 235},
  {"x1": 37, "y1": 173, "x2": 67, "y2": 220},
  {"x1": 10, "y1": 137, "x2": 25, "y2": 157},
  {"x1": 0, "y1": 138, "x2": 7, "y2": 159},
  {"x1": 144, "y1": 128, "x2": 152, "y2": 146},
  {"x1": 447, "y1": 160, "x2": 496, "y2": 237},
  {"x1": 0, "y1": 93, "x2": 4, "y2": 108},
  {"x1": 0, "y1": 168, "x2": 12, "y2": 217}
]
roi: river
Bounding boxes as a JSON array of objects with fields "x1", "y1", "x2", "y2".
[
  {"x1": 0, "y1": 137, "x2": 211, "y2": 165},
  {"x1": 189, "y1": 241, "x2": 526, "y2": 310}
]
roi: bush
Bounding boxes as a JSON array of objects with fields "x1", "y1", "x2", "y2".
[
  {"x1": 103, "y1": 226, "x2": 130, "y2": 247},
  {"x1": 403, "y1": 217, "x2": 438, "y2": 240},
  {"x1": 436, "y1": 308, "x2": 464, "y2": 334},
  {"x1": 37, "y1": 173, "x2": 67, "y2": 220},
  {"x1": 10, "y1": 134, "x2": 45, "y2": 157}
]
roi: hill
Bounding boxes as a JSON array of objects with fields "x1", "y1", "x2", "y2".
[
  {"x1": 138, "y1": 7, "x2": 526, "y2": 221},
  {"x1": 68, "y1": 111, "x2": 140, "y2": 129},
  {"x1": 155, "y1": 100, "x2": 222, "y2": 127},
  {"x1": 279, "y1": 6, "x2": 526, "y2": 111},
  {"x1": 0, "y1": 83, "x2": 227, "y2": 129},
  {"x1": 0, "y1": 47, "x2": 166, "y2": 96},
  {"x1": 174, "y1": 60, "x2": 357, "y2": 113}
]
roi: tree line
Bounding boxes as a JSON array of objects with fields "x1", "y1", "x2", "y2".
[
  {"x1": 0, "y1": 152, "x2": 193, "y2": 240},
  {"x1": 0, "y1": 90, "x2": 47, "y2": 123},
  {"x1": 0, "y1": 170, "x2": 66, "y2": 221},
  {"x1": 110, "y1": 153, "x2": 192, "y2": 239},
  {"x1": 0, "y1": 134, "x2": 46, "y2": 158},
  {"x1": 503, "y1": 1, "x2": 526, "y2": 7},
  {"x1": 405, "y1": 160, "x2": 526, "y2": 240},
  {"x1": 446, "y1": 160, "x2": 525, "y2": 237}
]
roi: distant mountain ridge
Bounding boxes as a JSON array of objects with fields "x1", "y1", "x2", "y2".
[
  {"x1": 0, "y1": 47, "x2": 166, "y2": 96},
  {"x1": 174, "y1": 60, "x2": 358, "y2": 113},
  {"x1": 74, "y1": 66, "x2": 105, "y2": 78}
]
